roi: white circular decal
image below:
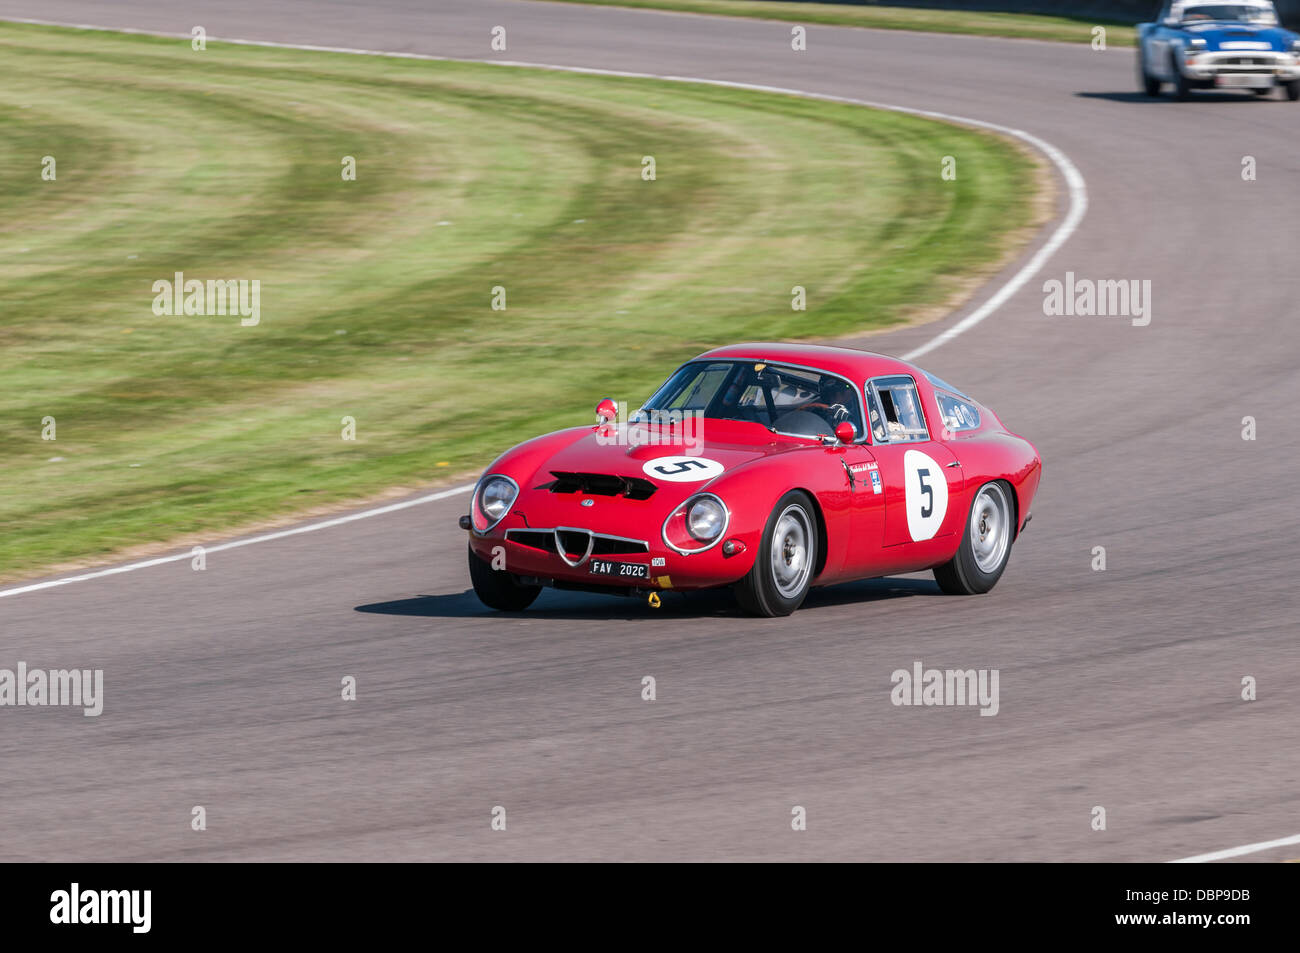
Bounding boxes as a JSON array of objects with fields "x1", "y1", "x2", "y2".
[
  {"x1": 641, "y1": 455, "x2": 724, "y2": 483},
  {"x1": 903, "y1": 449, "x2": 949, "y2": 542}
]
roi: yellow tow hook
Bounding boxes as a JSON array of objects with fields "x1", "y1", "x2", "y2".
[{"x1": 648, "y1": 592, "x2": 661, "y2": 609}]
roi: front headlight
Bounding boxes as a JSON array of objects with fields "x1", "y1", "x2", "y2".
[
  {"x1": 1188, "y1": 38, "x2": 1207, "y2": 50},
  {"x1": 473, "y1": 475, "x2": 518, "y2": 532},
  {"x1": 687, "y1": 497, "x2": 726, "y2": 542},
  {"x1": 662, "y1": 493, "x2": 729, "y2": 554}
]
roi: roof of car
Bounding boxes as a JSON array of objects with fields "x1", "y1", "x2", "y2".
[{"x1": 693, "y1": 342, "x2": 921, "y2": 383}]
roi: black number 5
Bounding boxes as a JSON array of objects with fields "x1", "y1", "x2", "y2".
[
  {"x1": 917, "y1": 468, "x2": 933, "y2": 518},
  {"x1": 654, "y1": 459, "x2": 707, "y2": 476}
]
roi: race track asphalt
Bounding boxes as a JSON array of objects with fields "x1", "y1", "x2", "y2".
[{"x1": 1, "y1": 0, "x2": 1297, "y2": 861}]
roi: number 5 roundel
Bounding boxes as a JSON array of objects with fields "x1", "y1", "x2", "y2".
[
  {"x1": 903, "y1": 449, "x2": 948, "y2": 541},
  {"x1": 642, "y1": 455, "x2": 724, "y2": 482}
]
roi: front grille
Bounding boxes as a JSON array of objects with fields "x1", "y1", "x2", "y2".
[
  {"x1": 590, "y1": 536, "x2": 649, "y2": 556},
  {"x1": 1214, "y1": 55, "x2": 1279, "y2": 65},
  {"x1": 508, "y1": 530, "x2": 560, "y2": 553},
  {"x1": 506, "y1": 528, "x2": 649, "y2": 561},
  {"x1": 542, "y1": 471, "x2": 657, "y2": 500}
]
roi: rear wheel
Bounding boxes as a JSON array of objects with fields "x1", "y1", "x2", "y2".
[
  {"x1": 735, "y1": 491, "x2": 817, "y2": 617},
  {"x1": 933, "y1": 482, "x2": 1014, "y2": 595},
  {"x1": 468, "y1": 543, "x2": 541, "y2": 611}
]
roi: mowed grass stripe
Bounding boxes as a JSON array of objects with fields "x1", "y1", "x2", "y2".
[{"x1": 0, "y1": 23, "x2": 1035, "y2": 577}]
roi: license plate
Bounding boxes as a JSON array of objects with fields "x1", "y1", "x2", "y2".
[
  {"x1": 1217, "y1": 74, "x2": 1271, "y2": 88},
  {"x1": 588, "y1": 559, "x2": 649, "y2": 580}
]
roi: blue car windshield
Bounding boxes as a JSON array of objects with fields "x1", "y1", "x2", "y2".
[{"x1": 1178, "y1": 4, "x2": 1276, "y2": 23}]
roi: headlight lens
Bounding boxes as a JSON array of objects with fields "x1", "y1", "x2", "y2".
[
  {"x1": 473, "y1": 475, "x2": 517, "y2": 531},
  {"x1": 662, "y1": 493, "x2": 729, "y2": 554},
  {"x1": 1188, "y1": 38, "x2": 1207, "y2": 50},
  {"x1": 687, "y1": 497, "x2": 725, "y2": 542}
]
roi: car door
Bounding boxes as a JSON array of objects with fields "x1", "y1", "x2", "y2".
[
  {"x1": 864, "y1": 376, "x2": 966, "y2": 566},
  {"x1": 821, "y1": 438, "x2": 886, "y2": 580}
]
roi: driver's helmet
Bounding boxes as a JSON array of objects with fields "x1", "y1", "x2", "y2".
[{"x1": 817, "y1": 379, "x2": 845, "y2": 403}]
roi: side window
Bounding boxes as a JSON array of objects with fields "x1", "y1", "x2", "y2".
[
  {"x1": 866, "y1": 376, "x2": 928, "y2": 443},
  {"x1": 864, "y1": 386, "x2": 888, "y2": 443},
  {"x1": 935, "y1": 392, "x2": 981, "y2": 433}
]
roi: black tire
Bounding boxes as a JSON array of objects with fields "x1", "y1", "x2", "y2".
[
  {"x1": 1286, "y1": 79, "x2": 1300, "y2": 101},
  {"x1": 1138, "y1": 51, "x2": 1161, "y2": 96},
  {"x1": 1171, "y1": 55, "x2": 1192, "y2": 100},
  {"x1": 734, "y1": 490, "x2": 817, "y2": 617},
  {"x1": 933, "y1": 481, "x2": 1015, "y2": 596},
  {"x1": 468, "y1": 543, "x2": 541, "y2": 611}
]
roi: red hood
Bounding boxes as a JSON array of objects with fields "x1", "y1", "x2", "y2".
[
  {"x1": 545, "y1": 419, "x2": 795, "y2": 475},
  {"x1": 506, "y1": 419, "x2": 809, "y2": 530}
]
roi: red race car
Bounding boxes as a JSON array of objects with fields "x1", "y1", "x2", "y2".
[{"x1": 462, "y1": 343, "x2": 1041, "y2": 616}]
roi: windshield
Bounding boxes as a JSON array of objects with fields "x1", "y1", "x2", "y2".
[
  {"x1": 637, "y1": 360, "x2": 864, "y2": 440},
  {"x1": 1177, "y1": 3, "x2": 1277, "y2": 24}
]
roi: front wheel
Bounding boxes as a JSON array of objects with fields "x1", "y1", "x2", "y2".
[
  {"x1": 1138, "y1": 52, "x2": 1161, "y2": 96},
  {"x1": 468, "y1": 543, "x2": 541, "y2": 611},
  {"x1": 734, "y1": 491, "x2": 817, "y2": 617},
  {"x1": 1171, "y1": 55, "x2": 1192, "y2": 100},
  {"x1": 933, "y1": 481, "x2": 1015, "y2": 595},
  {"x1": 1285, "y1": 79, "x2": 1300, "y2": 101}
]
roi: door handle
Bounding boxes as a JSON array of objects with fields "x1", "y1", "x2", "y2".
[{"x1": 946, "y1": 461, "x2": 961, "y2": 468}]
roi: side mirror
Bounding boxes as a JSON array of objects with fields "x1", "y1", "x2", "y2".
[
  {"x1": 596, "y1": 398, "x2": 619, "y2": 424},
  {"x1": 835, "y1": 421, "x2": 857, "y2": 444}
]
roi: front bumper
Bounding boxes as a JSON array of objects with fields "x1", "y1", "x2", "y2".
[
  {"x1": 465, "y1": 514, "x2": 757, "y2": 593},
  {"x1": 1184, "y1": 51, "x2": 1300, "y2": 83}
]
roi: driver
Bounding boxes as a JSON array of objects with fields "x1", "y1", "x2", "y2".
[{"x1": 803, "y1": 379, "x2": 856, "y2": 426}]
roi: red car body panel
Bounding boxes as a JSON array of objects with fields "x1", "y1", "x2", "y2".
[{"x1": 467, "y1": 343, "x2": 1040, "y2": 594}]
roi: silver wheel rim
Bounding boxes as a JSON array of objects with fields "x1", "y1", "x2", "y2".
[
  {"x1": 770, "y1": 504, "x2": 813, "y2": 599},
  {"x1": 970, "y1": 483, "x2": 1011, "y2": 574}
]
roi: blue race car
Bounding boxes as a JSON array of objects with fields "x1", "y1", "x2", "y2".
[{"x1": 1138, "y1": 1, "x2": 1300, "y2": 99}]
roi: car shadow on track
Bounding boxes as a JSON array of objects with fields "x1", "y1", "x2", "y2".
[
  {"x1": 1076, "y1": 90, "x2": 1275, "y2": 103},
  {"x1": 354, "y1": 575, "x2": 940, "y2": 620}
]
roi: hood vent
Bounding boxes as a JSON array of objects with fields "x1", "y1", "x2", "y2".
[{"x1": 543, "y1": 471, "x2": 657, "y2": 500}]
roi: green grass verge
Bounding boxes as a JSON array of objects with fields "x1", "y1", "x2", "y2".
[
  {"x1": 0, "y1": 22, "x2": 1036, "y2": 579},
  {"x1": 537, "y1": 0, "x2": 1137, "y2": 45}
]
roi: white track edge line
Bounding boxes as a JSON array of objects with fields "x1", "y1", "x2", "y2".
[
  {"x1": 1168, "y1": 831, "x2": 1300, "y2": 863},
  {"x1": 0, "y1": 16, "x2": 1086, "y2": 600},
  {"x1": 0, "y1": 484, "x2": 475, "y2": 599}
]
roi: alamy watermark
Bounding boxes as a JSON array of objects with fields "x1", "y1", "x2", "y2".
[
  {"x1": 50, "y1": 884, "x2": 150, "y2": 933},
  {"x1": 891, "y1": 660, "x2": 999, "y2": 716},
  {"x1": 0, "y1": 663, "x2": 103, "y2": 716},
  {"x1": 152, "y1": 271, "x2": 260, "y2": 326},
  {"x1": 596, "y1": 401, "x2": 705, "y2": 456},
  {"x1": 1043, "y1": 272, "x2": 1150, "y2": 327}
]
